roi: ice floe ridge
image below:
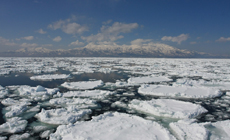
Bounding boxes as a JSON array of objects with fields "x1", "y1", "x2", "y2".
[{"x1": 0, "y1": 57, "x2": 230, "y2": 139}]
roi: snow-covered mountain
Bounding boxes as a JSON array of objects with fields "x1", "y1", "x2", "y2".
[{"x1": 0, "y1": 44, "x2": 218, "y2": 58}]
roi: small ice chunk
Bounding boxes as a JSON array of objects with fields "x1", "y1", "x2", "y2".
[
  {"x1": 30, "y1": 74, "x2": 70, "y2": 81},
  {"x1": 138, "y1": 84, "x2": 222, "y2": 99},
  {"x1": 35, "y1": 108, "x2": 92, "y2": 125},
  {"x1": 61, "y1": 80, "x2": 104, "y2": 90},
  {"x1": 9, "y1": 133, "x2": 30, "y2": 140},
  {"x1": 169, "y1": 119, "x2": 209, "y2": 140},
  {"x1": 40, "y1": 130, "x2": 53, "y2": 138},
  {"x1": 128, "y1": 99, "x2": 207, "y2": 119},
  {"x1": 50, "y1": 112, "x2": 176, "y2": 140},
  {"x1": 62, "y1": 90, "x2": 115, "y2": 99},
  {"x1": 0, "y1": 117, "x2": 27, "y2": 133},
  {"x1": 128, "y1": 76, "x2": 172, "y2": 85},
  {"x1": 0, "y1": 86, "x2": 8, "y2": 98}
]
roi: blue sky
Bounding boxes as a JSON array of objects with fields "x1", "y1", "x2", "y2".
[{"x1": 0, "y1": 0, "x2": 230, "y2": 55}]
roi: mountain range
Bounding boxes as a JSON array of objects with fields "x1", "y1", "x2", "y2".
[{"x1": 0, "y1": 43, "x2": 225, "y2": 58}]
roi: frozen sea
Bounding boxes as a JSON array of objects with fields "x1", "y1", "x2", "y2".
[{"x1": 0, "y1": 57, "x2": 230, "y2": 140}]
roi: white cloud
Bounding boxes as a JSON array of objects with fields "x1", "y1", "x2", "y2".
[
  {"x1": 216, "y1": 37, "x2": 230, "y2": 42},
  {"x1": 0, "y1": 37, "x2": 17, "y2": 46},
  {"x1": 48, "y1": 16, "x2": 88, "y2": 35},
  {"x1": 161, "y1": 34, "x2": 189, "y2": 44},
  {"x1": 68, "y1": 40, "x2": 84, "y2": 46},
  {"x1": 36, "y1": 29, "x2": 47, "y2": 34},
  {"x1": 62, "y1": 23, "x2": 88, "y2": 34},
  {"x1": 20, "y1": 43, "x2": 38, "y2": 48},
  {"x1": 82, "y1": 22, "x2": 138, "y2": 42},
  {"x1": 23, "y1": 36, "x2": 34, "y2": 40},
  {"x1": 53, "y1": 36, "x2": 62, "y2": 42},
  {"x1": 130, "y1": 39, "x2": 152, "y2": 46}
]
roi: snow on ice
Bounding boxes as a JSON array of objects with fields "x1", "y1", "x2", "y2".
[
  {"x1": 128, "y1": 99, "x2": 207, "y2": 119},
  {"x1": 50, "y1": 112, "x2": 176, "y2": 140},
  {"x1": 138, "y1": 84, "x2": 222, "y2": 99},
  {"x1": 61, "y1": 80, "x2": 104, "y2": 90}
]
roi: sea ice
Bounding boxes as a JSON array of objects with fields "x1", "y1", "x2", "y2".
[
  {"x1": 35, "y1": 108, "x2": 92, "y2": 125},
  {"x1": 0, "y1": 86, "x2": 8, "y2": 98},
  {"x1": 30, "y1": 74, "x2": 70, "y2": 81},
  {"x1": 169, "y1": 119, "x2": 209, "y2": 140},
  {"x1": 4, "y1": 103, "x2": 28, "y2": 118},
  {"x1": 128, "y1": 99, "x2": 207, "y2": 119},
  {"x1": 61, "y1": 80, "x2": 104, "y2": 90},
  {"x1": 138, "y1": 84, "x2": 222, "y2": 99},
  {"x1": 17, "y1": 85, "x2": 59, "y2": 101},
  {"x1": 62, "y1": 90, "x2": 115, "y2": 99},
  {"x1": 50, "y1": 112, "x2": 176, "y2": 140},
  {"x1": 9, "y1": 133, "x2": 30, "y2": 140},
  {"x1": 128, "y1": 76, "x2": 172, "y2": 85},
  {"x1": 0, "y1": 117, "x2": 27, "y2": 133},
  {"x1": 204, "y1": 120, "x2": 230, "y2": 140},
  {"x1": 49, "y1": 97, "x2": 97, "y2": 108}
]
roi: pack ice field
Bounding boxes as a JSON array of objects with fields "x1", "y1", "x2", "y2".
[{"x1": 0, "y1": 57, "x2": 230, "y2": 140}]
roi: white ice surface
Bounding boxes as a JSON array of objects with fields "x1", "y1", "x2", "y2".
[
  {"x1": 49, "y1": 97, "x2": 97, "y2": 108},
  {"x1": 30, "y1": 74, "x2": 70, "y2": 81},
  {"x1": 17, "y1": 85, "x2": 59, "y2": 101},
  {"x1": 0, "y1": 86, "x2": 8, "y2": 98},
  {"x1": 138, "y1": 84, "x2": 222, "y2": 99},
  {"x1": 204, "y1": 120, "x2": 230, "y2": 140},
  {"x1": 169, "y1": 119, "x2": 209, "y2": 140},
  {"x1": 61, "y1": 80, "x2": 104, "y2": 90},
  {"x1": 35, "y1": 108, "x2": 92, "y2": 125},
  {"x1": 4, "y1": 103, "x2": 28, "y2": 118},
  {"x1": 128, "y1": 99, "x2": 207, "y2": 119},
  {"x1": 9, "y1": 133, "x2": 30, "y2": 140},
  {"x1": 50, "y1": 112, "x2": 176, "y2": 140},
  {"x1": 128, "y1": 76, "x2": 172, "y2": 85},
  {"x1": 0, "y1": 117, "x2": 27, "y2": 133},
  {"x1": 62, "y1": 90, "x2": 115, "y2": 99}
]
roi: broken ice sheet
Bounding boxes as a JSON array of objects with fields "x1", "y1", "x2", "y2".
[
  {"x1": 128, "y1": 99, "x2": 207, "y2": 119},
  {"x1": 169, "y1": 119, "x2": 209, "y2": 140},
  {"x1": 128, "y1": 76, "x2": 172, "y2": 85},
  {"x1": 50, "y1": 112, "x2": 176, "y2": 140},
  {"x1": 61, "y1": 90, "x2": 115, "y2": 99},
  {"x1": 35, "y1": 108, "x2": 92, "y2": 125},
  {"x1": 0, "y1": 117, "x2": 27, "y2": 134},
  {"x1": 138, "y1": 84, "x2": 222, "y2": 99},
  {"x1": 61, "y1": 80, "x2": 104, "y2": 90},
  {"x1": 30, "y1": 74, "x2": 70, "y2": 81}
]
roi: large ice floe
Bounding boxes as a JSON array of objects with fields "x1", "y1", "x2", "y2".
[
  {"x1": 128, "y1": 99, "x2": 207, "y2": 119},
  {"x1": 127, "y1": 76, "x2": 172, "y2": 85},
  {"x1": 61, "y1": 80, "x2": 104, "y2": 90},
  {"x1": 138, "y1": 84, "x2": 222, "y2": 99},
  {"x1": 170, "y1": 119, "x2": 209, "y2": 140},
  {"x1": 16, "y1": 85, "x2": 59, "y2": 101},
  {"x1": 30, "y1": 74, "x2": 70, "y2": 81},
  {"x1": 35, "y1": 108, "x2": 92, "y2": 125},
  {"x1": 61, "y1": 90, "x2": 115, "y2": 99},
  {"x1": 50, "y1": 112, "x2": 176, "y2": 140}
]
